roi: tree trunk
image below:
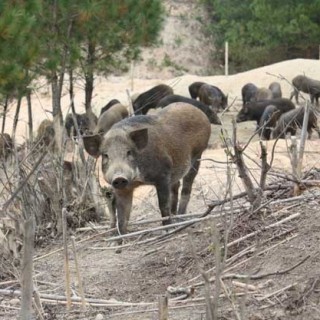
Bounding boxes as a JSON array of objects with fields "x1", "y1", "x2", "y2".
[
  {"x1": 26, "y1": 90, "x2": 33, "y2": 144},
  {"x1": 68, "y1": 67, "x2": 76, "y2": 114},
  {"x1": 1, "y1": 95, "x2": 9, "y2": 134},
  {"x1": 51, "y1": 72, "x2": 63, "y2": 124},
  {"x1": 12, "y1": 96, "x2": 22, "y2": 141},
  {"x1": 84, "y1": 40, "x2": 95, "y2": 112}
]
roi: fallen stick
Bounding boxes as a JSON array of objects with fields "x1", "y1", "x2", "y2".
[
  {"x1": 256, "y1": 282, "x2": 298, "y2": 301},
  {"x1": 0, "y1": 289, "x2": 153, "y2": 307}
]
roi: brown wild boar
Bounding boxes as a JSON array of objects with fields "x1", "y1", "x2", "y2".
[
  {"x1": 255, "y1": 87, "x2": 273, "y2": 101},
  {"x1": 0, "y1": 133, "x2": 13, "y2": 160},
  {"x1": 94, "y1": 103, "x2": 129, "y2": 135},
  {"x1": 83, "y1": 103, "x2": 211, "y2": 236},
  {"x1": 100, "y1": 99, "x2": 121, "y2": 116},
  {"x1": 36, "y1": 119, "x2": 55, "y2": 147},
  {"x1": 268, "y1": 82, "x2": 282, "y2": 99}
]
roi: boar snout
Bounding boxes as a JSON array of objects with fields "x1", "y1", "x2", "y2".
[{"x1": 112, "y1": 176, "x2": 129, "y2": 189}]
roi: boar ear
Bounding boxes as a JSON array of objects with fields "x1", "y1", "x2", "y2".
[
  {"x1": 83, "y1": 134, "x2": 102, "y2": 158},
  {"x1": 129, "y1": 128, "x2": 148, "y2": 150}
]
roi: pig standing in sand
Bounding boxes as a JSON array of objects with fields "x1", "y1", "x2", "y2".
[
  {"x1": 84, "y1": 103, "x2": 211, "y2": 236},
  {"x1": 94, "y1": 103, "x2": 128, "y2": 135}
]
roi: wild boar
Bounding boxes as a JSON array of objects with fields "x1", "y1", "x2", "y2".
[
  {"x1": 83, "y1": 103, "x2": 211, "y2": 236},
  {"x1": 258, "y1": 105, "x2": 281, "y2": 140},
  {"x1": 65, "y1": 112, "x2": 97, "y2": 137},
  {"x1": 198, "y1": 84, "x2": 228, "y2": 112},
  {"x1": 269, "y1": 82, "x2": 282, "y2": 99},
  {"x1": 36, "y1": 119, "x2": 55, "y2": 147},
  {"x1": 272, "y1": 106, "x2": 320, "y2": 139},
  {"x1": 241, "y1": 83, "x2": 258, "y2": 105},
  {"x1": 100, "y1": 99, "x2": 121, "y2": 116},
  {"x1": 133, "y1": 84, "x2": 174, "y2": 115},
  {"x1": 236, "y1": 98, "x2": 295, "y2": 125},
  {"x1": 290, "y1": 75, "x2": 320, "y2": 105},
  {"x1": 255, "y1": 87, "x2": 273, "y2": 101},
  {"x1": 157, "y1": 94, "x2": 221, "y2": 125},
  {"x1": 0, "y1": 133, "x2": 13, "y2": 160},
  {"x1": 94, "y1": 103, "x2": 129, "y2": 135},
  {"x1": 188, "y1": 81, "x2": 206, "y2": 99}
]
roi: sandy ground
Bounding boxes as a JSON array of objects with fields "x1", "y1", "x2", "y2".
[
  {"x1": 2, "y1": 59, "x2": 320, "y2": 320},
  {"x1": 3, "y1": 58, "x2": 319, "y2": 143}
]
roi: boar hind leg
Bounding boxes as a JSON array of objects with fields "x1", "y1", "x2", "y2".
[
  {"x1": 114, "y1": 189, "x2": 133, "y2": 235},
  {"x1": 156, "y1": 180, "x2": 172, "y2": 225},
  {"x1": 178, "y1": 157, "x2": 201, "y2": 215}
]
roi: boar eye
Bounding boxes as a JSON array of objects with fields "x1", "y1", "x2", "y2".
[
  {"x1": 102, "y1": 153, "x2": 109, "y2": 160},
  {"x1": 127, "y1": 150, "x2": 132, "y2": 157}
]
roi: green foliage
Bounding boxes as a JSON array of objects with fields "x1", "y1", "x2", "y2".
[
  {"x1": 0, "y1": 0, "x2": 164, "y2": 111},
  {"x1": 0, "y1": 1, "x2": 41, "y2": 97},
  {"x1": 204, "y1": 0, "x2": 320, "y2": 71}
]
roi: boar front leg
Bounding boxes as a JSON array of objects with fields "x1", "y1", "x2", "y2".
[
  {"x1": 156, "y1": 180, "x2": 172, "y2": 225},
  {"x1": 114, "y1": 188, "x2": 133, "y2": 235},
  {"x1": 171, "y1": 181, "x2": 180, "y2": 215}
]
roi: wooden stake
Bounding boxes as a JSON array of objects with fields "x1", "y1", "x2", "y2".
[
  {"x1": 71, "y1": 236, "x2": 87, "y2": 310},
  {"x1": 62, "y1": 208, "x2": 72, "y2": 310}
]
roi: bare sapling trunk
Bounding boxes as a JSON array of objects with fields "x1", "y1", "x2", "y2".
[
  {"x1": 12, "y1": 96, "x2": 22, "y2": 142},
  {"x1": 26, "y1": 90, "x2": 33, "y2": 145},
  {"x1": 68, "y1": 67, "x2": 76, "y2": 115},
  {"x1": 1, "y1": 95, "x2": 9, "y2": 134},
  {"x1": 231, "y1": 119, "x2": 261, "y2": 210},
  {"x1": 290, "y1": 101, "x2": 310, "y2": 196},
  {"x1": 84, "y1": 40, "x2": 97, "y2": 132}
]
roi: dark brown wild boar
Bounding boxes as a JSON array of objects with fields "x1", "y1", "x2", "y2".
[
  {"x1": 188, "y1": 81, "x2": 206, "y2": 99},
  {"x1": 133, "y1": 84, "x2": 173, "y2": 115},
  {"x1": 36, "y1": 119, "x2": 55, "y2": 147},
  {"x1": 258, "y1": 105, "x2": 281, "y2": 140},
  {"x1": 94, "y1": 103, "x2": 128, "y2": 135},
  {"x1": 290, "y1": 75, "x2": 320, "y2": 105},
  {"x1": 0, "y1": 133, "x2": 13, "y2": 160},
  {"x1": 100, "y1": 99, "x2": 121, "y2": 116},
  {"x1": 83, "y1": 103, "x2": 211, "y2": 236},
  {"x1": 241, "y1": 83, "x2": 258, "y2": 105},
  {"x1": 272, "y1": 106, "x2": 320, "y2": 139},
  {"x1": 198, "y1": 84, "x2": 228, "y2": 112}
]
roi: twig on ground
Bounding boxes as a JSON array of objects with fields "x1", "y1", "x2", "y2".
[{"x1": 222, "y1": 255, "x2": 310, "y2": 280}]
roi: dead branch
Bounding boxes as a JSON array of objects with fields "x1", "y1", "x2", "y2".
[{"x1": 257, "y1": 282, "x2": 298, "y2": 302}]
